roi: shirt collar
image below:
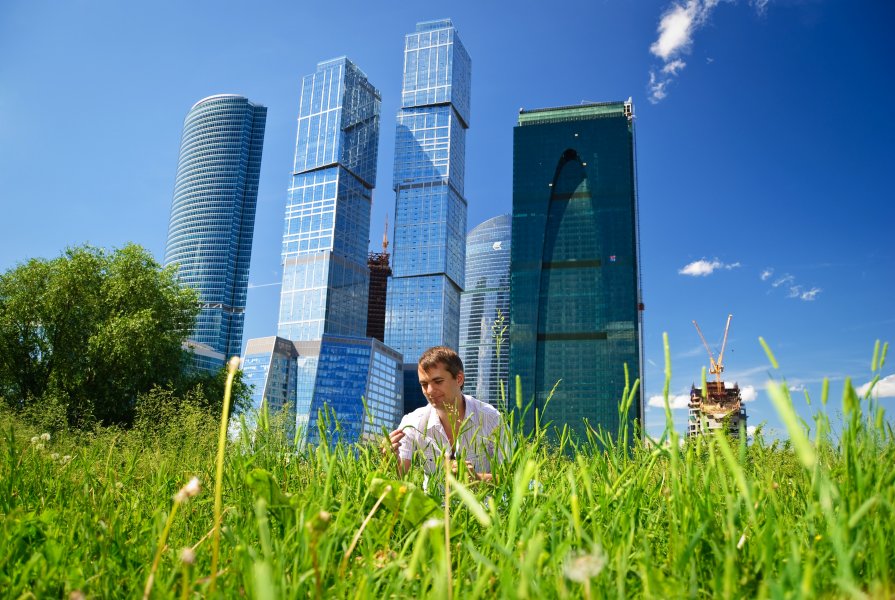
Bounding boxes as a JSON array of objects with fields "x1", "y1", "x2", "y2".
[{"x1": 425, "y1": 394, "x2": 475, "y2": 433}]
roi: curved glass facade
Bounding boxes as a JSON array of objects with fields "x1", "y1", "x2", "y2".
[
  {"x1": 459, "y1": 214, "x2": 511, "y2": 411},
  {"x1": 385, "y1": 20, "x2": 470, "y2": 377},
  {"x1": 510, "y1": 102, "x2": 643, "y2": 441},
  {"x1": 165, "y1": 95, "x2": 267, "y2": 365}
]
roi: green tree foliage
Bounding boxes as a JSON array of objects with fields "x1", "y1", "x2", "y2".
[{"x1": 0, "y1": 243, "x2": 248, "y2": 428}]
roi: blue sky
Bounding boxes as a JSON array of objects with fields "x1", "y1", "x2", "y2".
[{"x1": 2, "y1": 0, "x2": 893, "y2": 438}]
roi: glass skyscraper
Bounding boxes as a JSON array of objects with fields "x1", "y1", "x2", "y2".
[
  {"x1": 241, "y1": 57, "x2": 402, "y2": 446},
  {"x1": 242, "y1": 336, "x2": 299, "y2": 437},
  {"x1": 278, "y1": 57, "x2": 381, "y2": 342},
  {"x1": 510, "y1": 101, "x2": 643, "y2": 441},
  {"x1": 459, "y1": 214, "x2": 511, "y2": 411},
  {"x1": 305, "y1": 335, "x2": 403, "y2": 445},
  {"x1": 385, "y1": 20, "x2": 471, "y2": 406},
  {"x1": 165, "y1": 95, "x2": 267, "y2": 371}
]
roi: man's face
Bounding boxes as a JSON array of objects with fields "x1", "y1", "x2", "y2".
[{"x1": 417, "y1": 362, "x2": 464, "y2": 411}]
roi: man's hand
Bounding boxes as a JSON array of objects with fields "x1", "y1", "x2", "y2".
[
  {"x1": 449, "y1": 460, "x2": 481, "y2": 481},
  {"x1": 448, "y1": 460, "x2": 494, "y2": 484},
  {"x1": 384, "y1": 428, "x2": 405, "y2": 459}
]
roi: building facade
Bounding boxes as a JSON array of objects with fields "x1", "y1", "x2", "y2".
[
  {"x1": 164, "y1": 95, "x2": 267, "y2": 370},
  {"x1": 278, "y1": 57, "x2": 381, "y2": 342},
  {"x1": 509, "y1": 101, "x2": 643, "y2": 441},
  {"x1": 305, "y1": 335, "x2": 403, "y2": 445},
  {"x1": 242, "y1": 336, "x2": 299, "y2": 436},
  {"x1": 459, "y1": 214, "x2": 511, "y2": 411},
  {"x1": 241, "y1": 58, "x2": 402, "y2": 445},
  {"x1": 385, "y1": 19, "x2": 471, "y2": 409}
]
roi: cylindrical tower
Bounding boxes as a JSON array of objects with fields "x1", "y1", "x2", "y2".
[
  {"x1": 164, "y1": 94, "x2": 267, "y2": 368},
  {"x1": 459, "y1": 213, "x2": 511, "y2": 410}
]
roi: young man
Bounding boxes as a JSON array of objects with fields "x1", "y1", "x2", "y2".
[{"x1": 386, "y1": 346, "x2": 507, "y2": 482}]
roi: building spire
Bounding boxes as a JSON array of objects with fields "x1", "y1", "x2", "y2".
[{"x1": 382, "y1": 214, "x2": 389, "y2": 253}]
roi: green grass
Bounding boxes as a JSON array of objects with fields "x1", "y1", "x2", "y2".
[{"x1": 1, "y1": 340, "x2": 893, "y2": 599}]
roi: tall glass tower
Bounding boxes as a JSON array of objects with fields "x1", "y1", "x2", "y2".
[
  {"x1": 385, "y1": 19, "x2": 471, "y2": 397},
  {"x1": 510, "y1": 101, "x2": 643, "y2": 441},
  {"x1": 459, "y1": 214, "x2": 511, "y2": 411},
  {"x1": 253, "y1": 57, "x2": 402, "y2": 445},
  {"x1": 165, "y1": 95, "x2": 267, "y2": 370},
  {"x1": 278, "y1": 58, "x2": 380, "y2": 342}
]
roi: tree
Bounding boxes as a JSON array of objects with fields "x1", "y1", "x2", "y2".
[{"x1": 0, "y1": 243, "x2": 206, "y2": 427}]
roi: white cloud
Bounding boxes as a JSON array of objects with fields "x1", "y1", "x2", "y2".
[
  {"x1": 647, "y1": 0, "x2": 720, "y2": 103},
  {"x1": 662, "y1": 58, "x2": 687, "y2": 75},
  {"x1": 857, "y1": 374, "x2": 895, "y2": 398},
  {"x1": 800, "y1": 287, "x2": 822, "y2": 301},
  {"x1": 746, "y1": 425, "x2": 758, "y2": 437},
  {"x1": 648, "y1": 393, "x2": 691, "y2": 410},
  {"x1": 740, "y1": 385, "x2": 758, "y2": 402},
  {"x1": 647, "y1": 0, "x2": 771, "y2": 102},
  {"x1": 764, "y1": 268, "x2": 822, "y2": 301},
  {"x1": 751, "y1": 0, "x2": 769, "y2": 15},
  {"x1": 650, "y1": 1, "x2": 713, "y2": 61},
  {"x1": 679, "y1": 258, "x2": 741, "y2": 277},
  {"x1": 648, "y1": 70, "x2": 669, "y2": 102},
  {"x1": 772, "y1": 274, "x2": 794, "y2": 288}
]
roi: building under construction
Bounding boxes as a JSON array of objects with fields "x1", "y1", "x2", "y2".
[
  {"x1": 688, "y1": 314, "x2": 748, "y2": 438},
  {"x1": 688, "y1": 381, "x2": 747, "y2": 437},
  {"x1": 366, "y1": 218, "x2": 391, "y2": 343}
]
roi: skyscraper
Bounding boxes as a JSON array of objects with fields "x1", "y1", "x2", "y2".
[
  {"x1": 278, "y1": 58, "x2": 380, "y2": 342},
  {"x1": 459, "y1": 214, "x2": 511, "y2": 411},
  {"x1": 385, "y1": 19, "x2": 471, "y2": 409},
  {"x1": 510, "y1": 101, "x2": 643, "y2": 441},
  {"x1": 165, "y1": 95, "x2": 267, "y2": 371},
  {"x1": 243, "y1": 57, "x2": 403, "y2": 445}
]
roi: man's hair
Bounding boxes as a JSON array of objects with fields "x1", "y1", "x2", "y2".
[{"x1": 418, "y1": 346, "x2": 464, "y2": 380}]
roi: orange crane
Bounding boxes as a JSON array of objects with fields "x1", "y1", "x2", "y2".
[{"x1": 692, "y1": 314, "x2": 733, "y2": 383}]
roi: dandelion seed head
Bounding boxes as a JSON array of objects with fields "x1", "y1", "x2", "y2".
[
  {"x1": 61, "y1": 455, "x2": 72, "y2": 464},
  {"x1": 35, "y1": 443, "x2": 44, "y2": 451},
  {"x1": 40, "y1": 432, "x2": 51, "y2": 442},
  {"x1": 563, "y1": 548, "x2": 606, "y2": 583},
  {"x1": 115, "y1": 481, "x2": 124, "y2": 489},
  {"x1": 180, "y1": 547, "x2": 196, "y2": 565},
  {"x1": 175, "y1": 477, "x2": 201, "y2": 502},
  {"x1": 30, "y1": 436, "x2": 39, "y2": 445},
  {"x1": 51, "y1": 453, "x2": 60, "y2": 460}
]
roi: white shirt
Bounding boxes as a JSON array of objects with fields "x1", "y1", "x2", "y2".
[{"x1": 397, "y1": 394, "x2": 508, "y2": 476}]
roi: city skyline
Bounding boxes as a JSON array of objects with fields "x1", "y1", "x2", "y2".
[{"x1": 2, "y1": 1, "x2": 893, "y2": 438}]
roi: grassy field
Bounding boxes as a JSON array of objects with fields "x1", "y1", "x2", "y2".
[{"x1": 1, "y1": 340, "x2": 893, "y2": 599}]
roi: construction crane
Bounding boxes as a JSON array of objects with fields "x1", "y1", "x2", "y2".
[{"x1": 692, "y1": 314, "x2": 733, "y2": 383}]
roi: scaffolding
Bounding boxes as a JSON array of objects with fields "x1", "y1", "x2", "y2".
[{"x1": 688, "y1": 315, "x2": 747, "y2": 438}]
